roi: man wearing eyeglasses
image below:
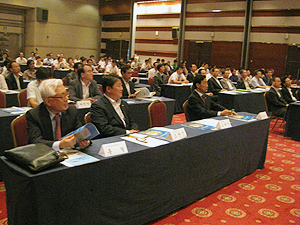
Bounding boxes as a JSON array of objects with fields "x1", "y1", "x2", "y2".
[{"x1": 26, "y1": 79, "x2": 90, "y2": 150}]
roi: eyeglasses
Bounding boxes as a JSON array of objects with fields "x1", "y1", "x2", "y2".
[{"x1": 48, "y1": 92, "x2": 69, "y2": 99}]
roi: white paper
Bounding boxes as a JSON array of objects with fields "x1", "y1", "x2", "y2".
[
  {"x1": 195, "y1": 118, "x2": 219, "y2": 127},
  {"x1": 121, "y1": 133, "x2": 169, "y2": 147}
]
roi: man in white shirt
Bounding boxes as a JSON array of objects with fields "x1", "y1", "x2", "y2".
[
  {"x1": 168, "y1": 65, "x2": 189, "y2": 84},
  {"x1": 43, "y1": 54, "x2": 54, "y2": 65},
  {"x1": 27, "y1": 67, "x2": 53, "y2": 107},
  {"x1": 73, "y1": 55, "x2": 81, "y2": 63},
  {"x1": 148, "y1": 62, "x2": 159, "y2": 79},
  {"x1": 281, "y1": 77, "x2": 297, "y2": 103},
  {"x1": 105, "y1": 60, "x2": 121, "y2": 76},
  {"x1": 15, "y1": 52, "x2": 27, "y2": 64},
  {"x1": 0, "y1": 74, "x2": 8, "y2": 90},
  {"x1": 140, "y1": 59, "x2": 151, "y2": 72},
  {"x1": 23, "y1": 60, "x2": 36, "y2": 80},
  {"x1": 131, "y1": 57, "x2": 138, "y2": 69},
  {"x1": 249, "y1": 70, "x2": 270, "y2": 89}
]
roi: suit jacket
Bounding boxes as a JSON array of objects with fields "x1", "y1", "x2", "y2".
[
  {"x1": 5, "y1": 73, "x2": 25, "y2": 90},
  {"x1": 266, "y1": 87, "x2": 287, "y2": 117},
  {"x1": 236, "y1": 78, "x2": 247, "y2": 89},
  {"x1": 69, "y1": 78, "x2": 102, "y2": 101},
  {"x1": 187, "y1": 90, "x2": 226, "y2": 121},
  {"x1": 26, "y1": 102, "x2": 82, "y2": 147},
  {"x1": 281, "y1": 86, "x2": 296, "y2": 104},
  {"x1": 262, "y1": 76, "x2": 273, "y2": 86},
  {"x1": 90, "y1": 95, "x2": 138, "y2": 138},
  {"x1": 220, "y1": 78, "x2": 235, "y2": 90},
  {"x1": 153, "y1": 72, "x2": 167, "y2": 96},
  {"x1": 121, "y1": 79, "x2": 135, "y2": 98},
  {"x1": 187, "y1": 72, "x2": 196, "y2": 83},
  {"x1": 208, "y1": 77, "x2": 223, "y2": 95}
]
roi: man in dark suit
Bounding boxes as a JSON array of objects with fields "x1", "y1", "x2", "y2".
[
  {"x1": 26, "y1": 79, "x2": 90, "y2": 150},
  {"x1": 208, "y1": 68, "x2": 227, "y2": 95},
  {"x1": 5, "y1": 61, "x2": 25, "y2": 90},
  {"x1": 91, "y1": 75, "x2": 138, "y2": 138},
  {"x1": 262, "y1": 69, "x2": 274, "y2": 86},
  {"x1": 187, "y1": 64, "x2": 198, "y2": 83},
  {"x1": 266, "y1": 77, "x2": 288, "y2": 118},
  {"x1": 69, "y1": 64, "x2": 102, "y2": 103},
  {"x1": 187, "y1": 75, "x2": 236, "y2": 121},
  {"x1": 281, "y1": 77, "x2": 297, "y2": 103},
  {"x1": 121, "y1": 65, "x2": 136, "y2": 98},
  {"x1": 236, "y1": 69, "x2": 251, "y2": 89},
  {"x1": 153, "y1": 64, "x2": 167, "y2": 96}
]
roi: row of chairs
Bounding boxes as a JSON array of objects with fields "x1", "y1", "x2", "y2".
[
  {"x1": 0, "y1": 89, "x2": 28, "y2": 108},
  {"x1": 11, "y1": 99, "x2": 168, "y2": 148}
]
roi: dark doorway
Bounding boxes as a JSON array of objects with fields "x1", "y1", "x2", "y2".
[
  {"x1": 186, "y1": 41, "x2": 212, "y2": 67},
  {"x1": 285, "y1": 45, "x2": 300, "y2": 80},
  {"x1": 105, "y1": 40, "x2": 129, "y2": 60}
]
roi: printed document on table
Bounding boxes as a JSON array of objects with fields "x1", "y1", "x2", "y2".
[
  {"x1": 60, "y1": 150, "x2": 99, "y2": 167},
  {"x1": 121, "y1": 133, "x2": 169, "y2": 147}
]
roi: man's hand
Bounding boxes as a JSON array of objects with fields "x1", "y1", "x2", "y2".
[
  {"x1": 220, "y1": 109, "x2": 237, "y2": 116},
  {"x1": 59, "y1": 134, "x2": 77, "y2": 149},
  {"x1": 129, "y1": 93, "x2": 137, "y2": 98},
  {"x1": 79, "y1": 140, "x2": 90, "y2": 149},
  {"x1": 82, "y1": 98, "x2": 96, "y2": 103},
  {"x1": 129, "y1": 129, "x2": 139, "y2": 133}
]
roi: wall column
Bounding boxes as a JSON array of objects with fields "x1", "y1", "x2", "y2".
[
  {"x1": 129, "y1": 0, "x2": 137, "y2": 58},
  {"x1": 177, "y1": 0, "x2": 187, "y2": 62},
  {"x1": 241, "y1": 0, "x2": 253, "y2": 68}
]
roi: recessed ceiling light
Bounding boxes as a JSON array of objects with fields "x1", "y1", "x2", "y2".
[{"x1": 212, "y1": 10, "x2": 221, "y2": 12}]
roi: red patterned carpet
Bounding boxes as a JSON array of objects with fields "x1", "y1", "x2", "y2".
[{"x1": 0, "y1": 115, "x2": 299, "y2": 225}]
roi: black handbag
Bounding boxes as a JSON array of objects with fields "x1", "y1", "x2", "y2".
[{"x1": 4, "y1": 143, "x2": 65, "y2": 172}]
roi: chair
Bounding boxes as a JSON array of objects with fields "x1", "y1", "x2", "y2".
[
  {"x1": 11, "y1": 113, "x2": 28, "y2": 147},
  {"x1": 62, "y1": 77, "x2": 67, "y2": 86},
  {"x1": 148, "y1": 100, "x2": 167, "y2": 128},
  {"x1": 0, "y1": 91, "x2": 5, "y2": 108},
  {"x1": 263, "y1": 92, "x2": 284, "y2": 130},
  {"x1": 18, "y1": 88, "x2": 28, "y2": 107},
  {"x1": 132, "y1": 70, "x2": 139, "y2": 77},
  {"x1": 84, "y1": 112, "x2": 91, "y2": 124},
  {"x1": 148, "y1": 77, "x2": 154, "y2": 91},
  {"x1": 97, "y1": 85, "x2": 104, "y2": 94},
  {"x1": 296, "y1": 89, "x2": 299, "y2": 100},
  {"x1": 183, "y1": 100, "x2": 191, "y2": 122}
]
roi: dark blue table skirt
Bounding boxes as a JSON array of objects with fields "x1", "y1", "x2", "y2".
[
  {"x1": 53, "y1": 69, "x2": 71, "y2": 79},
  {"x1": 0, "y1": 114, "x2": 269, "y2": 225},
  {"x1": 218, "y1": 91, "x2": 266, "y2": 114},
  {"x1": 284, "y1": 102, "x2": 300, "y2": 141}
]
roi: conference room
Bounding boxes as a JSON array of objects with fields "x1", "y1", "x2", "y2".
[{"x1": 0, "y1": 0, "x2": 300, "y2": 224}]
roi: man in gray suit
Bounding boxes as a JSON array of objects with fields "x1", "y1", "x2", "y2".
[
  {"x1": 153, "y1": 64, "x2": 167, "y2": 96},
  {"x1": 220, "y1": 69, "x2": 236, "y2": 91},
  {"x1": 69, "y1": 64, "x2": 102, "y2": 103}
]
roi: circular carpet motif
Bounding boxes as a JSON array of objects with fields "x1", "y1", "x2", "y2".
[
  {"x1": 276, "y1": 195, "x2": 295, "y2": 203},
  {"x1": 238, "y1": 183, "x2": 255, "y2": 190},
  {"x1": 191, "y1": 207, "x2": 213, "y2": 218},
  {"x1": 247, "y1": 195, "x2": 266, "y2": 203},
  {"x1": 265, "y1": 184, "x2": 282, "y2": 191},
  {"x1": 290, "y1": 209, "x2": 300, "y2": 217},
  {"x1": 225, "y1": 208, "x2": 246, "y2": 218},
  {"x1": 217, "y1": 194, "x2": 236, "y2": 202},
  {"x1": 258, "y1": 208, "x2": 279, "y2": 218},
  {"x1": 279, "y1": 175, "x2": 295, "y2": 181},
  {"x1": 255, "y1": 174, "x2": 271, "y2": 180}
]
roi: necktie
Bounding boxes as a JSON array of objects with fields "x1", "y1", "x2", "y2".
[
  {"x1": 202, "y1": 95, "x2": 206, "y2": 104},
  {"x1": 54, "y1": 115, "x2": 61, "y2": 141}
]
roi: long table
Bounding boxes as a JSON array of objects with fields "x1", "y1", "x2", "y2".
[
  {"x1": 218, "y1": 90, "x2": 266, "y2": 114},
  {"x1": 161, "y1": 84, "x2": 192, "y2": 113},
  {"x1": 2, "y1": 90, "x2": 22, "y2": 107},
  {"x1": 0, "y1": 113, "x2": 270, "y2": 225},
  {"x1": 284, "y1": 102, "x2": 300, "y2": 141},
  {"x1": 0, "y1": 98, "x2": 175, "y2": 155}
]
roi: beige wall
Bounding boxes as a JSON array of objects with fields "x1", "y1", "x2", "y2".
[{"x1": 0, "y1": 0, "x2": 100, "y2": 60}]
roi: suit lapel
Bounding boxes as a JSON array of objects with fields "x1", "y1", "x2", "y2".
[
  {"x1": 40, "y1": 103, "x2": 55, "y2": 140},
  {"x1": 103, "y1": 96, "x2": 125, "y2": 127}
]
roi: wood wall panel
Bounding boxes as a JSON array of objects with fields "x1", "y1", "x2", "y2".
[
  {"x1": 136, "y1": 27, "x2": 172, "y2": 31},
  {"x1": 137, "y1": 14, "x2": 180, "y2": 19},
  {"x1": 251, "y1": 26, "x2": 300, "y2": 34},
  {"x1": 210, "y1": 41, "x2": 242, "y2": 69},
  {"x1": 248, "y1": 42, "x2": 287, "y2": 77},
  {"x1": 135, "y1": 50, "x2": 177, "y2": 58},
  {"x1": 185, "y1": 25, "x2": 244, "y2": 32},
  {"x1": 187, "y1": 11, "x2": 245, "y2": 17},
  {"x1": 135, "y1": 38, "x2": 178, "y2": 44}
]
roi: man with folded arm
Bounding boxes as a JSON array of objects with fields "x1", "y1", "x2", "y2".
[
  {"x1": 188, "y1": 75, "x2": 237, "y2": 121},
  {"x1": 26, "y1": 79, "x2": 90, "y2": 150}
]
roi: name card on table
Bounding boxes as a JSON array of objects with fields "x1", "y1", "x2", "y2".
[
  {"x1": 76, "y1": 100, "x2": 91, "y2": 109},
  {"x1": 256, "y1": 111, "x2": 268, "y2": 120},
  {"x1": 215, "y1": 119, "x2": 232, "y2": 129},
  {"x1": 166, "y1": 128, "x2": 187, "y2": 141},
  {"x1": 99, "y1": 141, "x2": 128, "y2": 157}
]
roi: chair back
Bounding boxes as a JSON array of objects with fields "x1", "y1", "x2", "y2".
[
  {"x1": 18, "y1": 89, "x2": 28, "y2": 107},
  {"x1": 62, "y1": 77, "x2": 67, "y2": 86},
  {"x1": 97, "y1": 85, "x2": 104, "y2": 94},
  {"x1": 0, "y1": 91, "x2": 5, "y2": 108},
  {"x1": 148, "y1": 100, "x2": 167, "y2": 128},
  {"x1": 183, "y1": 100, "x2": 191, "y2": 122},
  {"x1": 132, "y1": 70, "x2": 139, "y2": 77},
  {"x1": 148, "y1": 77, "x2": 154, "y2": 91},
  {"x1": 263, "y1": 92, "x2": 271, "y2": 116},
  {"x1": 84, "y1": 112, "x2": 91, "y2": 124},
  {"x1": 11, "y1": 113, "x2": 28, "y2": 147}
]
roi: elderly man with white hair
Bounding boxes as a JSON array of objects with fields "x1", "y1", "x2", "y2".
[{"x1": 26, "y1": 79, "x2": 90, "y2": 150}]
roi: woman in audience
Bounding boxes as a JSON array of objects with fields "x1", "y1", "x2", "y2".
[
  {"x1": 67, "y1": 57, "x2": 74, "y2": 69},
  {"x1": 35, "y1": 56, "x2": 43, "y2": 67}
]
